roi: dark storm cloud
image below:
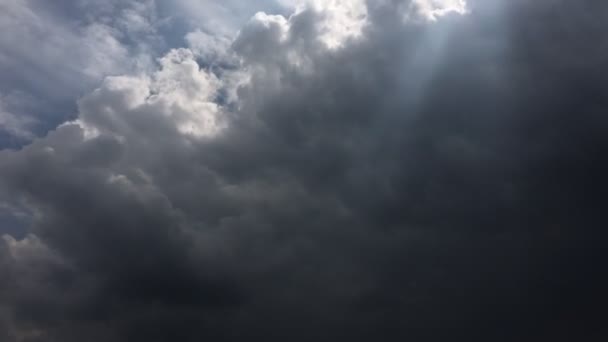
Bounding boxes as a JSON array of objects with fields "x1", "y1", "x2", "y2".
[{"x1": 1, "y1": 0, "x2": 607, "y2": 341}]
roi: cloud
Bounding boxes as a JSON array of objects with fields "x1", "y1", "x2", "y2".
[
  {"x1": 0, "y1": 94, "x2": 35, "y2": 141},
  {"x1": 413, "y1": 0, "x2": 468, "y2": 20},
  {"x1": 0, "y1": 0, "x2": 163, "y2": 142},
  {"x1": 282, "y1": 0, "x2": 368, "y2": 48},
  {"x1": 0, "y1": 0, "x2": 298, "y2": 145},
  {"x1": 77, "y1": 48, "x2": 225, "y2": 138},
  {"x1": 1, "y1": 0, "x2": 607, "y2": 341},
  {"x1": 157, "y1": 0, "x2": 290, "y2": 40}
]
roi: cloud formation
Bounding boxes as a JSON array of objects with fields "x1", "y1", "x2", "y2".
[
  {"x1": 0, "y1": 0, "x2": 164, "y2": 144},
  {"x1": 1, "y1": 0, "x2": 607, "y2": 341}
]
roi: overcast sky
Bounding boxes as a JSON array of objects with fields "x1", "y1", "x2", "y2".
[{"x1": 1, "y1": 0, "x2": 607, "y2": 341}]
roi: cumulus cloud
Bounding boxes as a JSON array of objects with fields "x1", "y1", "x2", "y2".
[
  {"x1": 76, "y1": 48, "x2": 226, "y2": 139},
  {"x1": 0, "y1": 0, "x2": 163, "y2": 141},
  {"x1": 282, "y1": 0, "x2": 368, "y2": 48},
  {"x1": 413, "y1": 0, "x2": 468, "y2": 20},
  {"x1": 1, "y1": 0, "x2": 607, "y2": 341}
]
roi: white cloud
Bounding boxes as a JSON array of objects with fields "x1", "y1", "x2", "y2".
[
  {"x1": 287, "y1": 0, "x2": 368, "y2": 49},
  {"x1": 413, "y1": 0, "x2": 468, "y2": 21},
  {"x1": 76, "y1": 48, "x2": 226, "y2": 139},
  {"x1": 152, "y1": 49, "x2": 225, "y2": 137}
]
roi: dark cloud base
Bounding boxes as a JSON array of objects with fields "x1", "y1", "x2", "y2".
[{"x1": 1, "y1": 0, "x2": 607, "y2": 341}]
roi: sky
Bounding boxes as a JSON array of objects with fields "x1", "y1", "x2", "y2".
[{"x1": 0, "y1": 0, "x2": 607, "y2": 341}]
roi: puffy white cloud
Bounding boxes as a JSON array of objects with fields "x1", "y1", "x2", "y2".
[
  {"x1": 75, "y1": 48, "x2": 226, "y2": 139},
  {"x1": 413, "y1": 0, "x2": 468, "y2": 20},
  {"x1": 284, "y1": 0, "x2": 368, "y2": 48}
]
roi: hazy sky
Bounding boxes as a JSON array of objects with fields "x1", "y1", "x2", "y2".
[{"x1": 1, "y1": 0, "x2": 607, "y2": 341}]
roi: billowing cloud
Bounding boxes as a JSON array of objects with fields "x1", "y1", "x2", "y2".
[
  {"x1": 0, "y1": 0, "x2": 164, "y2": 142},
  {"x1": 0, "y1": 0, "x2": 302, "y2": 144},
  {"x1": 1, "y1": 0, "x2": 607, "y2": 341}
]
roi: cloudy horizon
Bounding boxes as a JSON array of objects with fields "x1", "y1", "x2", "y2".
[{"x1": 1, "y1": 0, "x2": 607, "y2": 341}]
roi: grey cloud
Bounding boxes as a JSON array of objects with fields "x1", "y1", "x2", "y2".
[{"x1": 1, "y1": 0, "x2": 608, "y2": 341}]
